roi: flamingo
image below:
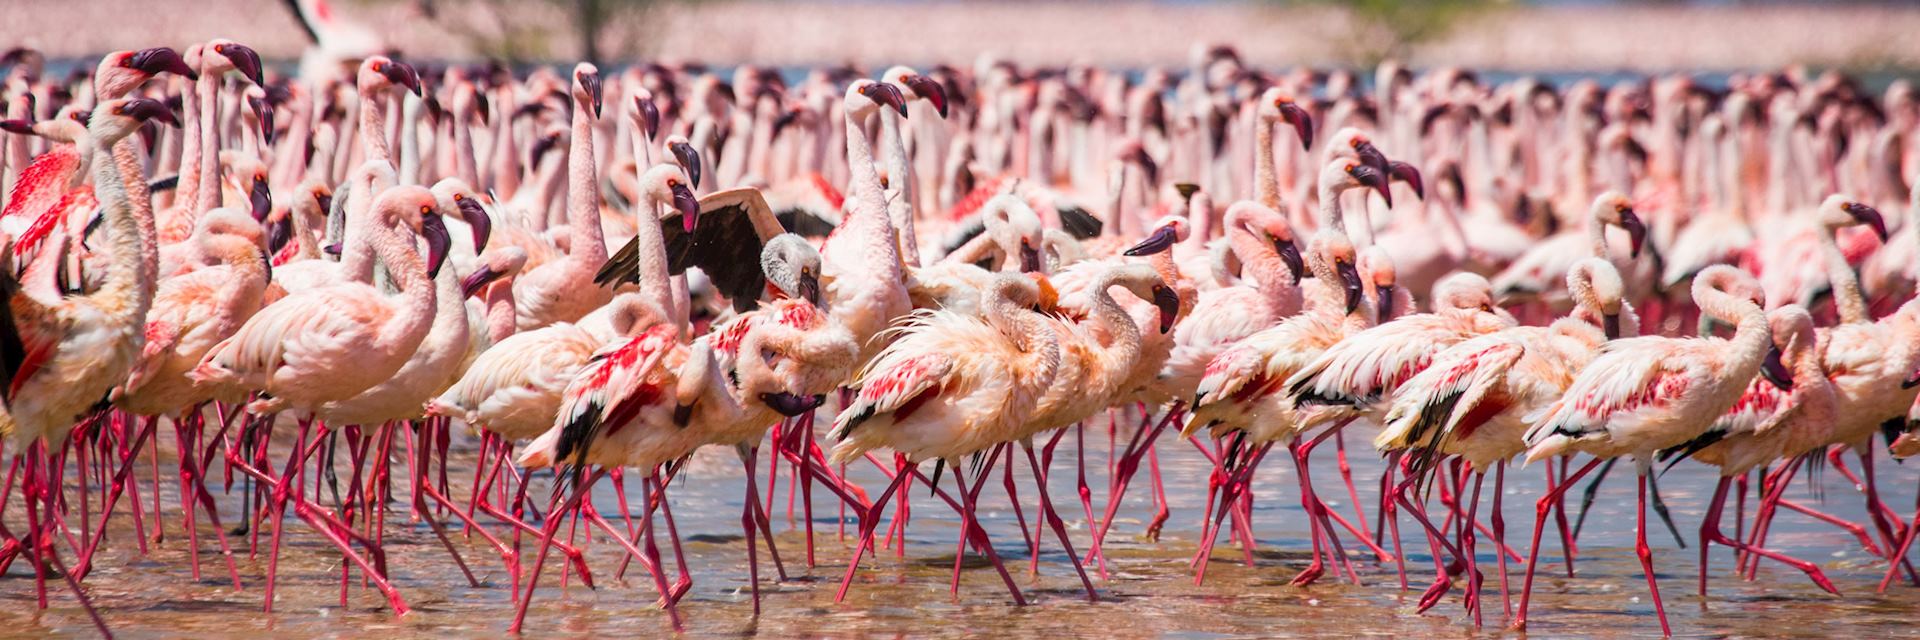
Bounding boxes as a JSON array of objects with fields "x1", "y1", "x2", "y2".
[
  {"x1": 188, "y1": 184, "x2": 450, "y2": 614},
  {"x1": 821, "y1": 79, "x2": 911, "y2": 364},
  {"x1": 828, "y1": 273, "x2": 1062, "y2": 604},
  {"x1": 1515, "y1": 265, "x2": 1786, "y2": 635},
  {"x1": 0, "y1": 99, "x2": 173, "y2": 636},
  {"x1": 1655, "y1": 304, "x2": 1842, "y2": 596},
  {"x1": 514, "y1": 64, "x2": 615, "y2": 330}
]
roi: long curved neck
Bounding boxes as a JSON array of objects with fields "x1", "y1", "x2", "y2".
[
  {"x1": 112, "y1": 142, "x2": 159, "y2": 281},
  {"x1": 631, "y1": 189, "x2": 675, "y2": 319},
  {"x1": 484, "y1": 281, "x2": 517, "y2": 343},
  {"x1": 195, "y1": 72, "x2": 223, "y2": 215},
  {"x1": 1699, "y1": 284, "x2": 1767, "y2": 354},
  {"x1": 453, "y1": 110, "x2": 479, "y2": 187},
  {"x1": 369, "y1": 223, "x2": 436, "y2": 353},
  {"x1": 88, "y1": 132, "x2": 156, "y2": 321},
  {"x1": 360, "y1": 86, "x2": 392, "y2": 166},
  {"x1": 566, "y1": 105, "x2": 606, "y2": 266},
  {"x1": 175, "y1": 82, "x2": 203, "y2": 211},
  {"x1": 1090, "y1": 279, "x2": 1141, "y2": 374},
  {"x1": 1820, "y1": 227, "x2": 1869, "y2": 324},
  {"x1": 398, "y1": 94, "x2": 422, "y2": 185},
  {"x1": 881, "y1": 107, "x2": 920, "y2": 267},
  {"x1": 1586, "y1": 212, "x2": 1611, "y2": 258},
  {"x1": 1317, "y1": 180, "x2": 1347, "y2": 234},
  {"x1": 1255, "y1": 118, "x2": 1281, "y2": 211},
  {"x1": 843, "y1": 105, "x2": 903, "y2": 276}
]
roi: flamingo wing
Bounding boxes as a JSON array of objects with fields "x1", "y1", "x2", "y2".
[
  {"x1": 1287, "y1": 314, "x2": 1470, "y2": 408},
  {"x1": 1522, "y1": 337, "x2": 1697, "y2": 460},
  {"x1": 546, "y1": 324, "x2": 678, "y2": 479}
]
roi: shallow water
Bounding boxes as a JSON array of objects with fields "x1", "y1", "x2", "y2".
[{"x1": 7, "y1": 419, "x2": 1920, "y2": 639}]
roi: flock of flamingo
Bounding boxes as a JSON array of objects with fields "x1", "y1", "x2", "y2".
[{"x1": 3, "y1": 36, "x2": 1920, "y2": 637}]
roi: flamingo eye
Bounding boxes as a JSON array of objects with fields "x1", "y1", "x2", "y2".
[
  {"x1": 1344, "y1": 163, "x2": 1356, "y2": 173},
  {"x1": 420, "y1": 205, "x2": 432, "y2": 215},
  {"x1": 214, "y1": 45, "x2": 225, "y2": 54},
  {"x1": 453, "y1": 193, "x2": 465, "y2": 201},
  {"x1": 372, "y1": 62, "x2": 383, "y2": 72}
]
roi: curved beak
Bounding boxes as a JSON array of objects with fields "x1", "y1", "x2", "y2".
[
  {"x1": 861, "y1": 82, "x2": 909, "y2": 117},
  {"x1": 797, "y1": 268, "x2": 822, "y2": 306},
  {"x1": 1279, "y1": 102, "x2": 1314, "y2": 150},
  {"x1": 1124, "y1": 224, "x2": 1180, "y2": 257},
  {"x1": 761, "y1": 392, "x2": 828, "y2": 417},
  {"x1": 461, "y1": 263, "x2": 505, "y2": 299},
  {"x1": 252, "y1": 96, "x2": 275, "y2": 146},
  {"x1": 1353, "y1": 163, "x2": 1392, "y2": 209},
  {"x1": 422, "y1": 212, "x2": 452, "y2": 278},
  {"x1": 266, "y1": 214, "x2": 293, "y2": 258},
  {"x1": 1388, "y1": 160, "x2": 1424, "y2": 201},
  {"x1": 906, "y1": 75, "x2": 948, "y2": 118},
  {"x1": 1152, "y1": 284, "x2": 1180, "y2": 334},
  {"x1": 672, "y1": 182, "x2": 700, "y2": 232},
  {"x1": 458, "y1": 197, "x2": 492, "y2": 251},
  {"x1": 1017, "y1": 240, "x2": 1042, "y2": 273},
  {"x1": 1378, "y1": 289, "x2": 1396, "y2": 321},
  {"x1": 0, "y1": 119, "x2": 29, "y2": 134},
  {"x1": 130, "y1": 47, "x2": 196, "y2": 81},
  {"x1": 249, "y1": 176, "x2": 272, "y2": 221},
  {"x1": 1760, "y1": 345, "x2": 1793, "y2": 391},
  {"x1": 1905, "y1": 365, "x2": 1920, "y2": 390},
  {"x1": 315, "y1": 193, "x2": 333, "y2": 218},
  {"x1": 1338, "y1": 259, "x2": 1364, "y2": 315},
  {"x1": 384, "y1": 60, "x2": 423, "y2": 96},
  {"x1": 1603, "y1": 313, "x2": 1621, "y2": 340},
  {"x1": 323, "y1": 243, "x2": 342, "y2": 257},
  {"x1": 219, "y1": 43, "x2": 265, "y2": 87},
  {"x1": 577, "y1": 69, "x2": 603, "y2": 119},
  {"x1": 669, "y1": 141, "x2": 702, "y2": 190},
  {"x1": 1617, "y1": 208, "x2": 1648, "y2": 259},
  {"x1": 634, "y1": 96, "x2": 660, "y2": 139},
  {"x1": 1355, "y1": 140, "x2": 1389, "y2": 176},
  {"x1": 1845, "y1": 202, "x2": 1889, "y2": 242},
  {"x1": 124, "y1": 98, "x2": 180, "y2": 128},
  {"x1": 473, "y1": 91, "x2": 491, "y2": 126},
  {"x1": 1278, "y1": 239, "x2": 1305, "y2": 282}
]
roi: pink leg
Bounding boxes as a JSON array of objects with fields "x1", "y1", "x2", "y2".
[
  {"x1": 1513, "y1": 458, "x2": 1603, "y2": 632},
  {"x1": 1633, "y1": 473, "x2": 1672, "y2": 637},
  {"x1": 1023, "y1": 442, "x2": 1097, "y2": 600}
]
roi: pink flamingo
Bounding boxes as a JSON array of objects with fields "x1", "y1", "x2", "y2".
[
  {"x1": 0, "y1": 99, "x2": 173, "y2": 636},
  {"x1": 1515, "y1": 265, "x2": 1785, "y2": 636},
  {"x1": 828, "y1": 273, "x2": 1063, "y2": 605},
  {"x1": 188, "y1": 185, "x2": 451, "y2": 615},
  {"x1": 514, "y1": 64, "x2": 615, "y2": 330}
]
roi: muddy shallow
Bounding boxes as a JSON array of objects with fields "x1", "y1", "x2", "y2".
[{"x1": 6, "y1": 419, "x2": 1918, "y2": 638}]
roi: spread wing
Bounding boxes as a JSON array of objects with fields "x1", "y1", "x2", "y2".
[{"x1": 599, "y1": 187, "x2": 781, "y2": 313}]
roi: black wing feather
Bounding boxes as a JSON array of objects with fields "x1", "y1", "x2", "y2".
[{"x1": 663, "y1": 202, "x2": 767, "y2": 312}]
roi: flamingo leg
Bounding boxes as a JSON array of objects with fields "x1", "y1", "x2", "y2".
[
  {"x1": 1513, "y1": 457, "x2": 1603, "y2": 632},
  {"x1": 1023, "y1": 441, "x2": 1097, "y2": 600},
  {"x1": 1633, "y1": 473, "x2": 1672, "y2": 637}
]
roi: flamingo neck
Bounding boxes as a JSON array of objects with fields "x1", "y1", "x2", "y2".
[
  {"x1": 566, "y1": 107, "x2": 605, "y2": 261},
  {"x1": 1090, "y1": 278, "x2": 1142, "y2": 376},
  {"x1": 369, "y1": 221, "x2": 436, "y2": 354},
  {"x1": 112, "y1": 142, "x2": 159, "y2": 281},
  {"x1": 195, "y1": 71, "x2": 223, "y2": 215},
  {"x1": 453, "y1": 110, "x2": 479, "y2": 187},
  {"x1": 881, "y1": 106, "x2": 921, "y2": 267},
  {"x1": 88, "y1": 131, "x2": 157, "y2": 322},
  {"x1": 484, "y1": 280, "x2": 517, "y2": 343},
  {"x1": 841, "y1": 105, "x2": 903, "y2": 272},
  {"x1": 175, "y1": 83, "x2": 203, "y2": 212},
  {"x1": 1586, "y1": 212, "x2": 1612, "y2": 258},
  {"x1": 360, "y1": 87, "x2": 392, "y2": 166},
  {"x1": 398, "y1": 94, "x2": 422, "y2": 185},
  {"x1": 1255, "y1": 118, "x2": 1281, "y2": 212},
  {"x1": 1820, "y1": 228, "x2": 1870, "y2": 325}
]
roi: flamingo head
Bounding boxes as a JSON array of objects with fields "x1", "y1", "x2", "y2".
[
  {"x1": 100, "y1": 47, "x2": 195, "y2": 96},
  {"x1": 1335, "y1": 158, "x2": 1393, "y2": 210},
  {"x1": 361, "y1": 55, "x2": 421, "y2": 97},
  {"x1": 849, "y1": 79, "x2": 908, "y2": 118},
  {"x1": 1118, "y1": 139, "x2": 1159, "y2": 187},
  {"x1": 431, "y1": 178, "x2": 492, "y2": 252},
  {"x1": 93, "y1": 98, "x2": 178, "y2": 142},
  {"x1": 643, "y1": 164, "x2": 701, "y2": 232},
  {"x1": 461, "y1": 246, "x2": 528, "y2": 299},
  {"x1": 628, "y1": 89, "x2": 660, "y2": 139},
  {"x1": 1330, "y1": 127, "x2": 1390, "y2": 177},
  {"x1": 884, "y1": 66, "x2": 948, "y2": 119},
  {"x1": 665, "y1": 134, "x2": 702, "y2": 190},
  {"x1": 572, "y1": 63, "x2": 602, "y2": 119},
  {"x1": 1593, "y1": 191, "x2": 1647, "y2": 258},
  {"x1": 1259, "y1": 87, "x2": 1314, "y2": 150},
  {"x1": 1821, "y1": 195, "x2": 1888, "y2": 241},
  {"x1": 1123, "y1": 216, "x2": 1190, "y2": 257},
  {"x1": 206, "y1": 40, "x2": 264, "y2": 87},
  {"x1": 762, "y1": 234, "x2": 823, "y2": 307}
]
